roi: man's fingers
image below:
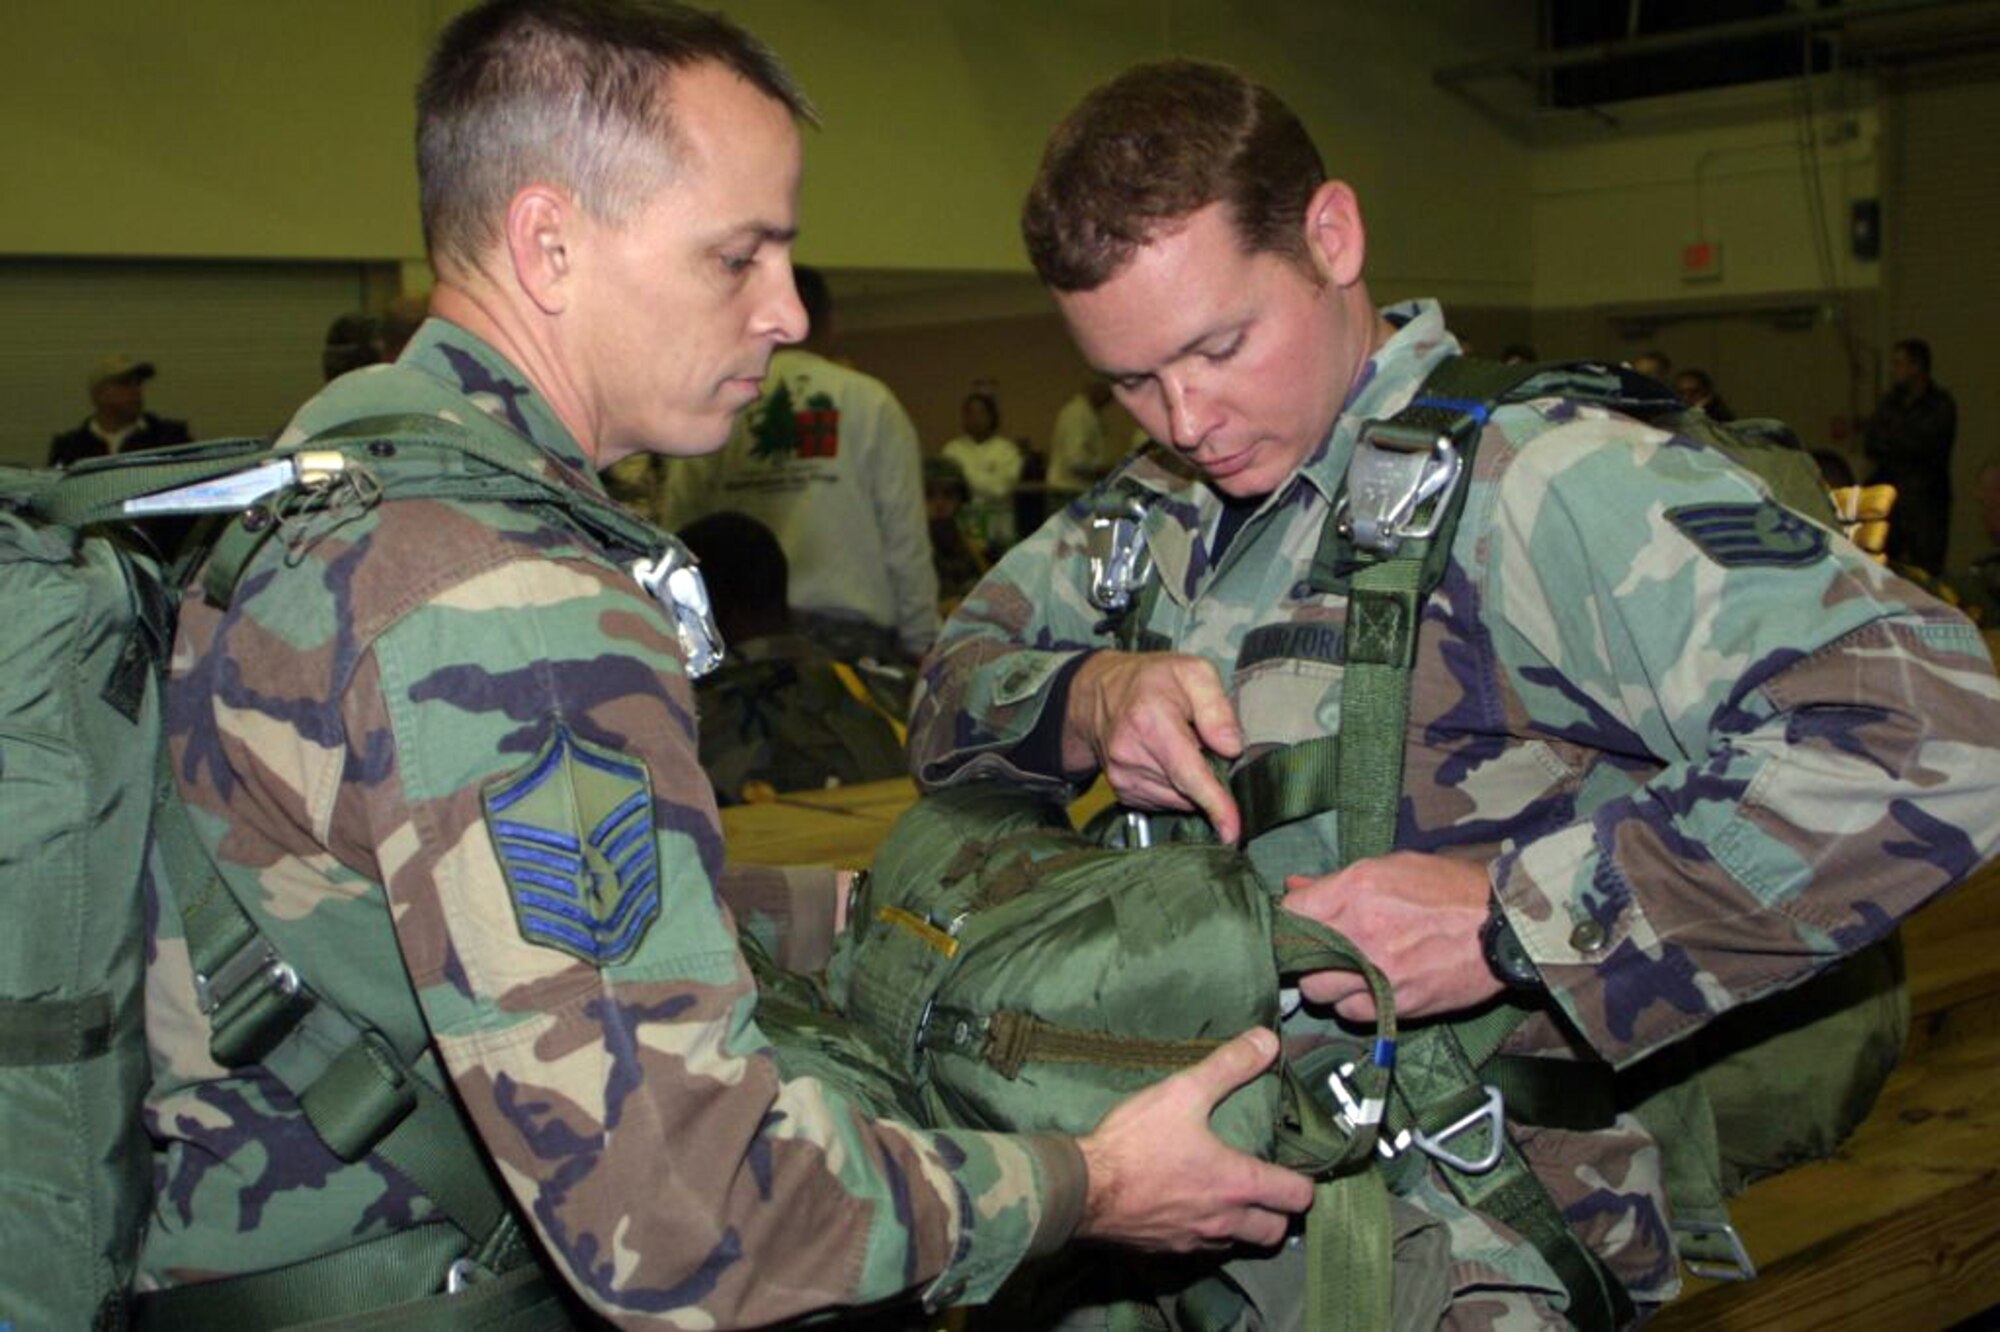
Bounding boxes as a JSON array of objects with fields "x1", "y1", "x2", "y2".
[
  {"x1": 1238, "y1": 1157, "x2": 1316, "y2": 1217},
  {"x1": 1188, "y1": 680, "x2": 1245, "y2": 759},
  {"x1": 1231, "y1": 1207, "x2": 1297, "y2": 1250},
  {"x1": 1170, "y1": 749, "x2": 1241, "y2": 845},
  {"x1": 1176, "y1": 1028, "x2": 1279, "y2": 1109},
  {"x1": 1297, "y1": 968, "x2": 1368, "y2": 1007},
  {"x1": 1333, "y1": 992, "x2": 1381, "y2": 1023}
]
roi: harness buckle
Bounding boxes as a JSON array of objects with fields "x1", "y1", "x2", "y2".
[
  {"x1": 1328, "y1": 1060, "x2": 1406, "y2": 1159},
  {"x1": 444, "y1": 1257, "x2": 479, "y2": 1295},
  {"x1": 1411, "y1": 1084, "x2": 1506, "y2": 1174},
  {"x1": 1676, "y1": 1218, "x2": 1759, "y2": 1282},
  {"x1": 1085, "y1": 497, "x2": 1153, "y2": 612},
  {"x1": 1334, "y1": 422, "x2": 1463, "y2": 557},
  {"x1": 633, "y1": 545, "x2": 724, "y2": 679},
  {"x1": 193, "y1": 938, "x2": 300, "y2": 1018}
]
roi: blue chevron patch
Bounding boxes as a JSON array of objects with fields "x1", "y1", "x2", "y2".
[
  {"x1": 1666, "y1": 501, "x2": 1829, "y2": 568},
  {"x1": 483, "y1": 724, "x2": 661, "y2": 967}
]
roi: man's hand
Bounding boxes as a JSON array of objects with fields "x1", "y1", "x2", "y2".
[
  {"x1": 1063, "y1": 650, "x2": 1245, "y2": 843},
  {"x1": 1281, "y1": 852, "x2": 1503, "y2": 1021},
  {"x1": 1075, "y1": 1028, "x2": 1313, "y2": 1251}
]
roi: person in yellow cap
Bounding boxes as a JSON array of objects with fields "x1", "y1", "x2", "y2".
[{"x1": 47, "y1": 353, "x2": 192, "y2": 467}]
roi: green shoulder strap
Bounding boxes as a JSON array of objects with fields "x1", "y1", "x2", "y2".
[
  {"x1": 26, "y1": 437, "x2": 275, "y2": 529},
  {"x1": 144, "y1": 412, "x2": 680, "y2": 1322},
  {"x1": 1304, "y1": 355, "x2": 1632, "y2": 1332},
  {"x1": 200, "y1": 413, "x2": 668, "y2": 610}
]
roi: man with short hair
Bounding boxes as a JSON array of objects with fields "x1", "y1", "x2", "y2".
[
  {"x1": 145, "y1": 9, "x2": 1306, "y2": 1328},
  {"x1": 48, "y1": 354, "x2": 192, "y2": 467},
  {"x1": 661, "y1": 264, "x2": 939, "y2": 662},
  {"x1": 911, "y1": 58, "x2": 2000, "y2": 1326},
  {"x1": 1865, "y1": 336, "x2": 1958, "y2": 575}
]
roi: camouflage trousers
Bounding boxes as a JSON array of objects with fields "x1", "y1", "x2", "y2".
[{"x1": 968, "y1": 1181, "x2": 1572, "y2": 1332}]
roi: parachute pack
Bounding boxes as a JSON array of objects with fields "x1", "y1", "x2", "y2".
[{"x1": 0, "y1": 421, "x2": 713, "y2": 1329}]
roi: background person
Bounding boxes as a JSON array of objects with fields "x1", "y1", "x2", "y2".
[
  {"x1": 662, "y1": 263, "x2": 939, "y2": 662},
  {"x1": 941, "y1": 390, "x2": 1025, "y2": 553},
  {"x1": 1864, "y1": 336, "x2": 1958, "y2": 575},
  {"x1": 48, "y1": 353, "x2": 191, "y2": 467}
]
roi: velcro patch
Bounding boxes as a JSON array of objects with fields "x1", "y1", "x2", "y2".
[
  {"x1": 483, "y1": 724, "x2": 662, "y2": 967},
  {"x1": 1667, "y1": 501, "x2": 1829, "y2": 568}
]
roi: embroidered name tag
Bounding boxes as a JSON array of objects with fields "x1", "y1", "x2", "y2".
[
  {"x1": 1667, "y1": 501, "x2": 1829, "y2": 568},
  {"x1": 1237, "y1": 622, "x2": 1345, "y2": 670},
  {"x1": 483, "y1": 724, "x2": 662, "y2": 967}
]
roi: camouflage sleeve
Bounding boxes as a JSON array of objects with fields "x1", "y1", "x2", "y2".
[
  {"x1": 715, "y1": 861, "x2": 840, "y2": 974},
  {"x1": 336, "y1": 546, "x2": 1082, "y2": 1325},
  {"x1": 908, "y1": 499, "x2": 1109, "y2": 795},
  {"x1": 1481, "y1": 415, "x2": 2000, "y2": 1066}
]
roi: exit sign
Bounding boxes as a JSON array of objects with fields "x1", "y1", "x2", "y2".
[{"x1": 1681, "y1": 239, "x2": 1724, "y2": 282}]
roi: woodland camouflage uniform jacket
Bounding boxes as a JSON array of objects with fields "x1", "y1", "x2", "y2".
[
  {"x1": 141, "y1": 319, "x2": 1082, "y2": 1326},
  {"x1": 910, "y1": 299, "x2": 2000, "y2": 1319}
]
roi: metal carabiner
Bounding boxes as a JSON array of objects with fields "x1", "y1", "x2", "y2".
[
  {"x1": 1085, "y1": 497, "x2": 1153, "y2": 612},
  {"x1": 1335, "y1": 423, "x2": 1463, "y2": 556}
]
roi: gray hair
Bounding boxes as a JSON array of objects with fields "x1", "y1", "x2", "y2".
[{"x1": 418, "y1": 0, "x2": 814, "y2": 273}]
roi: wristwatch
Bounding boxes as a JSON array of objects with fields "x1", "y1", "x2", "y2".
[{"x1": 1480, "y1": 896, "x2": 1543, "y2": 991}]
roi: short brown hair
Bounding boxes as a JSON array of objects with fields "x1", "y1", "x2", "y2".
[
  {"x1": 1022, "y1": 60, "x2": 1325, "y2": 293},
  {"x1": 418, "y1": 0, "x2": 814, "y2": 274}
]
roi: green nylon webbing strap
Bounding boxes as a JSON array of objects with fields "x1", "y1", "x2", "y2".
[
  {"x1": 1309, "y1": 1171, "x2": 1392, "y2": 1332},
  {"x1": 30, "y1": 438, "x2": 272, "y2": 528},
  {"x1": 1229, "y1": 737, "x2": 1341, "y2": 844},
  {"x1": 132, "y1": 1223, "x2": 571, "y2": 1331},
  {"x1": 310, "y1": 414, "x2": 663, "y2": 554},
  {"x1": 197, "y1": 413, "x2": 671, "y2": 611},
  {"x1": 1313, "y1": 356, "x2": 1633, "y2": 1330},
  {"x1": 163, "y1": 745, "x2": 528, "y2": 1297},
  {"x1": 1336, "y1": 559, "x2": 1426, "y2": 861},
  {"x1": 970, "y1": 1012, "x2": 1224, "y2": 1079},
  {"x1": 1389, "y1": 1011, "x2": 1631, "y2": 1331},
  {"x1": 132, "y1": 1223, "x2": 464, "y2": 1331}
]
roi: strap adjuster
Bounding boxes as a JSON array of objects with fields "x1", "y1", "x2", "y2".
[
  {"x1": 1328, "y1": 1059, "x2": 1403, "y2": 1160},
  {"x1": 1335, "y1": 423, "x2": 1463, "y2": 557},
  {"x1": 1085, "y1": 496, "x2": 1153, "y2": 612},
  {"x1": 632, "y1": 544, "x2": 724, "y2": 678},
  {"x1": 194, "y1": 938, "x2": 300, "y2": 1017},
  {"x1": 1677, "y1": 1217, "x2": 1758, "y2": 1282},
  {"x1": 444, "y1": 1257, "x2": 481, "y2": 1295},
  {"x1": 1411, "y1": 1084, "x2": 1506, "y2": 1174}
]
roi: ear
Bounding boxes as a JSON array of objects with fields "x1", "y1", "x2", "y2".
[
  {"x1": 503, "y1": 185, "x2": 578, "y2": 316},
  {"x1": 1302, "y1": 181, "x2": 1365, "y2": 289}
]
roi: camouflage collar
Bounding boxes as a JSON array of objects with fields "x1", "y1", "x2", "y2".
[
  {"x1": 1292, "y1": 299, "x2": 1462, "y2": 508},
  {"x1": 400, "y1": 319, "x2": 599, "y2": 479}
]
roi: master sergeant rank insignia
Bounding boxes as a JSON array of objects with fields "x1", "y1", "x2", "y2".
[{"x1": 483, "y1": 724, "x2": 662, "y2": 967}]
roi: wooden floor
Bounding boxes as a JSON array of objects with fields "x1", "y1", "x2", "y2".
[{"x1": 721, "y1": 778, "x2": 2000, "y2": 1329}]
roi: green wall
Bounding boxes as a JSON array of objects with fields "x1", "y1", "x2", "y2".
[
  {"x1": 0, "y1": 1, "x2": 435, "y2": 260},
  {"x1": 0, "y1": 2, "x2": 1535, "y2": 303}
]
